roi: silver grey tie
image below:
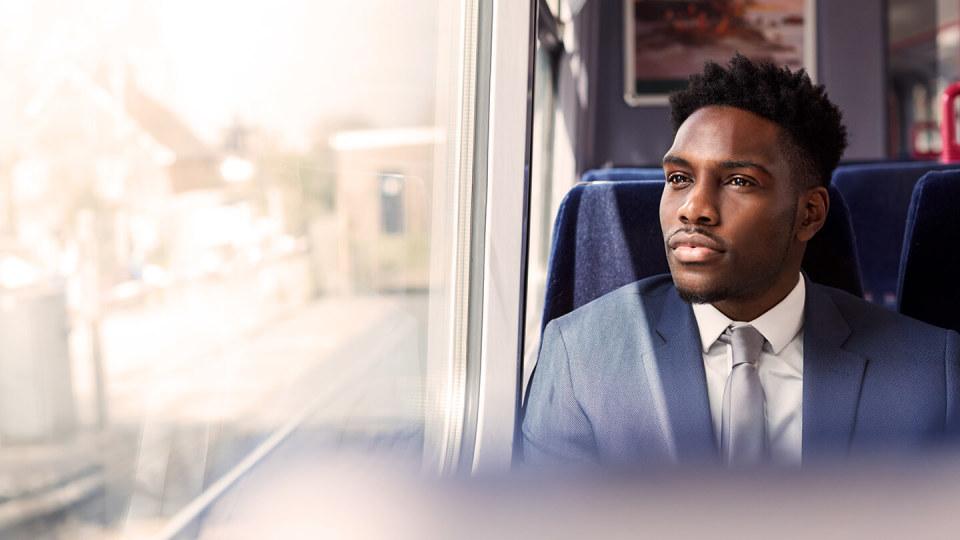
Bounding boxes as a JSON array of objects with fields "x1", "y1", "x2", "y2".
[{"x1": 719, "y1": 325, "x2": 767, "y2": 466}]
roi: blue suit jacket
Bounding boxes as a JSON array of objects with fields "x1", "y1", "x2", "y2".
[{"x1": 522, "y1": 274, "x2": 960, "y2": 466}]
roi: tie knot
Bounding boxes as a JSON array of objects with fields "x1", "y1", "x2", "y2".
[{"x1": 721, "y1": 325, "x2": 765, "y2": 366}]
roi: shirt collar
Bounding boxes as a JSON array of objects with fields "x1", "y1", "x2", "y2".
[{"x1": 690, "y1": 274, "x2": 805, "y2": 354}]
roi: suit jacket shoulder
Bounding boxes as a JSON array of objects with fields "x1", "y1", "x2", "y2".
[
  {"x1": 803, "y1": 281, "x2": 960, "y2": 456},
  {"x1": 523, "y1": 274, "x2": 690, "y2": 466},
  {"x1": 549, "y1": 274, "x2": 674, "y2": 342},
  {"x1": 808, "y1": 281, "x2": 958, "y2": 371},
  {"x1": 545, "y1": 275, "x2": 679, "y2": 392}
]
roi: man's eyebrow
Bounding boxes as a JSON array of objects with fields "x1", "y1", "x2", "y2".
[
  {"x1": 662, "y1": 155, "x2": 774, "y2": 177},
  {"x1": 661, "y1": 155, "x2": 690, "y2": 167},
  {"x1": 719, "y1": 160, "x2": 772, "y2": 176}
]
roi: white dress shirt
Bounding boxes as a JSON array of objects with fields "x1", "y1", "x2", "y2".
[{"x1": 691, "y1": 274, "x2": 805, "y2": 465}]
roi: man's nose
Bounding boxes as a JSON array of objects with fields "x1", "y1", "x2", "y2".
[{"x1": 677, "y1": 181, "x2": 719, "y2": 225}]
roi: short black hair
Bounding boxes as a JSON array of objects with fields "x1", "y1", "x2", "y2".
[{"x1": 669, "y1": 54, "x2": 847, "y2": 188}]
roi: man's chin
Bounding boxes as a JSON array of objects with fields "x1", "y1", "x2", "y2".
[
  {"x1": 673, "y1": 277, "x2": 734, "y2": 305},
  {"x1": 676, "y1": 286, "x2": 727, "y2": 304}
]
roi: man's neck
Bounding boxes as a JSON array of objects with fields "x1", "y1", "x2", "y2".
[{"x1": 711, "y1": 271, "x2": 803, "y2": 322}]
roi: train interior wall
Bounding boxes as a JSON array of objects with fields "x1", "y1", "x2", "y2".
[{"x1": 554, "y1": 0, "x2": 888, "y2": 174}]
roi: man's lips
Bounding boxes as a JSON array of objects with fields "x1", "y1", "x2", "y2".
[{"x1": 667, "y1": 232, "x2": 725, "y2": 263}]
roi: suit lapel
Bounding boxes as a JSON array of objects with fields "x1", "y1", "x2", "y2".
[
  {"x1": 802, "y1": 280, "x2": 868, "y2": 462},
  {"x1": 652, "y1": 288, "x2": 718, "y2": 463}
]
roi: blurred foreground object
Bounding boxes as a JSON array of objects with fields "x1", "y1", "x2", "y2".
[{"x1": 191, "y1": 451, "x2": 960, "y2": 539}]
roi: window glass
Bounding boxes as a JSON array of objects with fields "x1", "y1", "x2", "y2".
[
  {"x1": 0, "y1": 0, "x2": 472, "y2": 536},
  {"x1": 887, "y1": 0, "x2": 960, "y2": 158},
  {"x1": 523, "y1": 42, "x2": 560, "y2": 390}
]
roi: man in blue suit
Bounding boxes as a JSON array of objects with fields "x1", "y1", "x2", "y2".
[{"x1": 522, "y1": 55, "x2": 960, "y2": 467}]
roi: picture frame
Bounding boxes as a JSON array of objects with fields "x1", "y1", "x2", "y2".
[{"x1": 623, "y1": 0, "x2": 818, "y2": 106}]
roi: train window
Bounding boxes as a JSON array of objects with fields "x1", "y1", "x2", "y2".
[
  {"x1": 887, "y1": 0, "x2": 960, "y2": 157},
  {"x1": 523, "y1": 0, "x2": 583, "y2": 391},
  {"x1": 524, "y1": 1, "x2": 626, "y2": 383},
  {"x1": 524, "y1": 44, "x2": 557, "y2": 389},
  {"x1": 0, "y1": 0, "x2": 506, "y2": 536}
]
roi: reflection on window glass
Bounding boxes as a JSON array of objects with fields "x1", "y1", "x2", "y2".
[
  {"x1": 0, "y1": 0, "x2": 462, "y2": 537},
  {"x1": 523, "y1": 43, "x2": 560, "y2": 390}
]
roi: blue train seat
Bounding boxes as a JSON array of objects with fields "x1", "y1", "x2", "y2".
[
  {"x1": 580, "y1": 167, "x2": 665, "y2": 182},
  {"x1": 541, "y1": 177, "x2": 863, "y2": 329},
  {"x1": 897, "y1": 169, "x2": 960, "y2": 333},
  {"x1": 831, "y1": 161, "x2": 955, "y2": 307}
]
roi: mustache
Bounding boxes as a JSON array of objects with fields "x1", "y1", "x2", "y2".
[{"x1": 665, "y1": 227, "x2": 727, "y2": 250}]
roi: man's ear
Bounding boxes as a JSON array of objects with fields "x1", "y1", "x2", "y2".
[{"x1": 796, "y1": 186, "x2": 829, "y2": 242}]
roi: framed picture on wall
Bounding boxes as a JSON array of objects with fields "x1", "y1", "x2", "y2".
[{"x1": 624, "y1": 0, "x2": 817, "y2": 106}]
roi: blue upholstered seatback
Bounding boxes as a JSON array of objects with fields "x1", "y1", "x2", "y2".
[
  {"x1": 541, "y1": 176, "x2": 864, "y2": 329},
  {"x1": 541, "y1": 180, "x2": 666, "y2": 331},
  {"x1": 803, "y1": 185, "x2": 864, "y2": 300},
  {"x1": 832, "y1": 161, "x2": 955, "y2": 307},
  {"x1": 897, "y1": 169, "x2": 960, "y2": 333},
  {"x1": 581, "y1": 168, "x2": 665, "y2": 182}
]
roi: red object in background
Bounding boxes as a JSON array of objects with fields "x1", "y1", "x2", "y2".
[{"x1": 940, "y1": 81, "x2": 960, "y2": 162}]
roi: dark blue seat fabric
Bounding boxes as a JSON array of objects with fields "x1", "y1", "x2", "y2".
[
  {"x1": 541, "y1": 179, "x2": 864, "y2": 329},
  {"x1": 541, "y1": 180, "x2": 666, "y2": 330},
  {"x1": 897, "y1": 169, "x2": 960, "y2": 333},
  {"x1": 581, "y1": 168, "x2": 665, "y2": 182},
  {"x1": 832, "y1": 161, "x2": 955, "y2": 307},
  {"x1": 802, "y1": 185, "x2": 864, "y2": 301}
]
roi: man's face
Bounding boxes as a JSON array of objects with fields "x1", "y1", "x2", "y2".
[{"x1": 659, "y1": 105, "x2": 802, "y2": 305}]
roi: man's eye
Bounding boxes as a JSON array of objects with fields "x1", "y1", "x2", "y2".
[
  {"x1": 667, "y1": 173, "x2": 691, "y2": 185},
  {"x1": 728, "y1": 176, "x2": 754, "y2": 187}
]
